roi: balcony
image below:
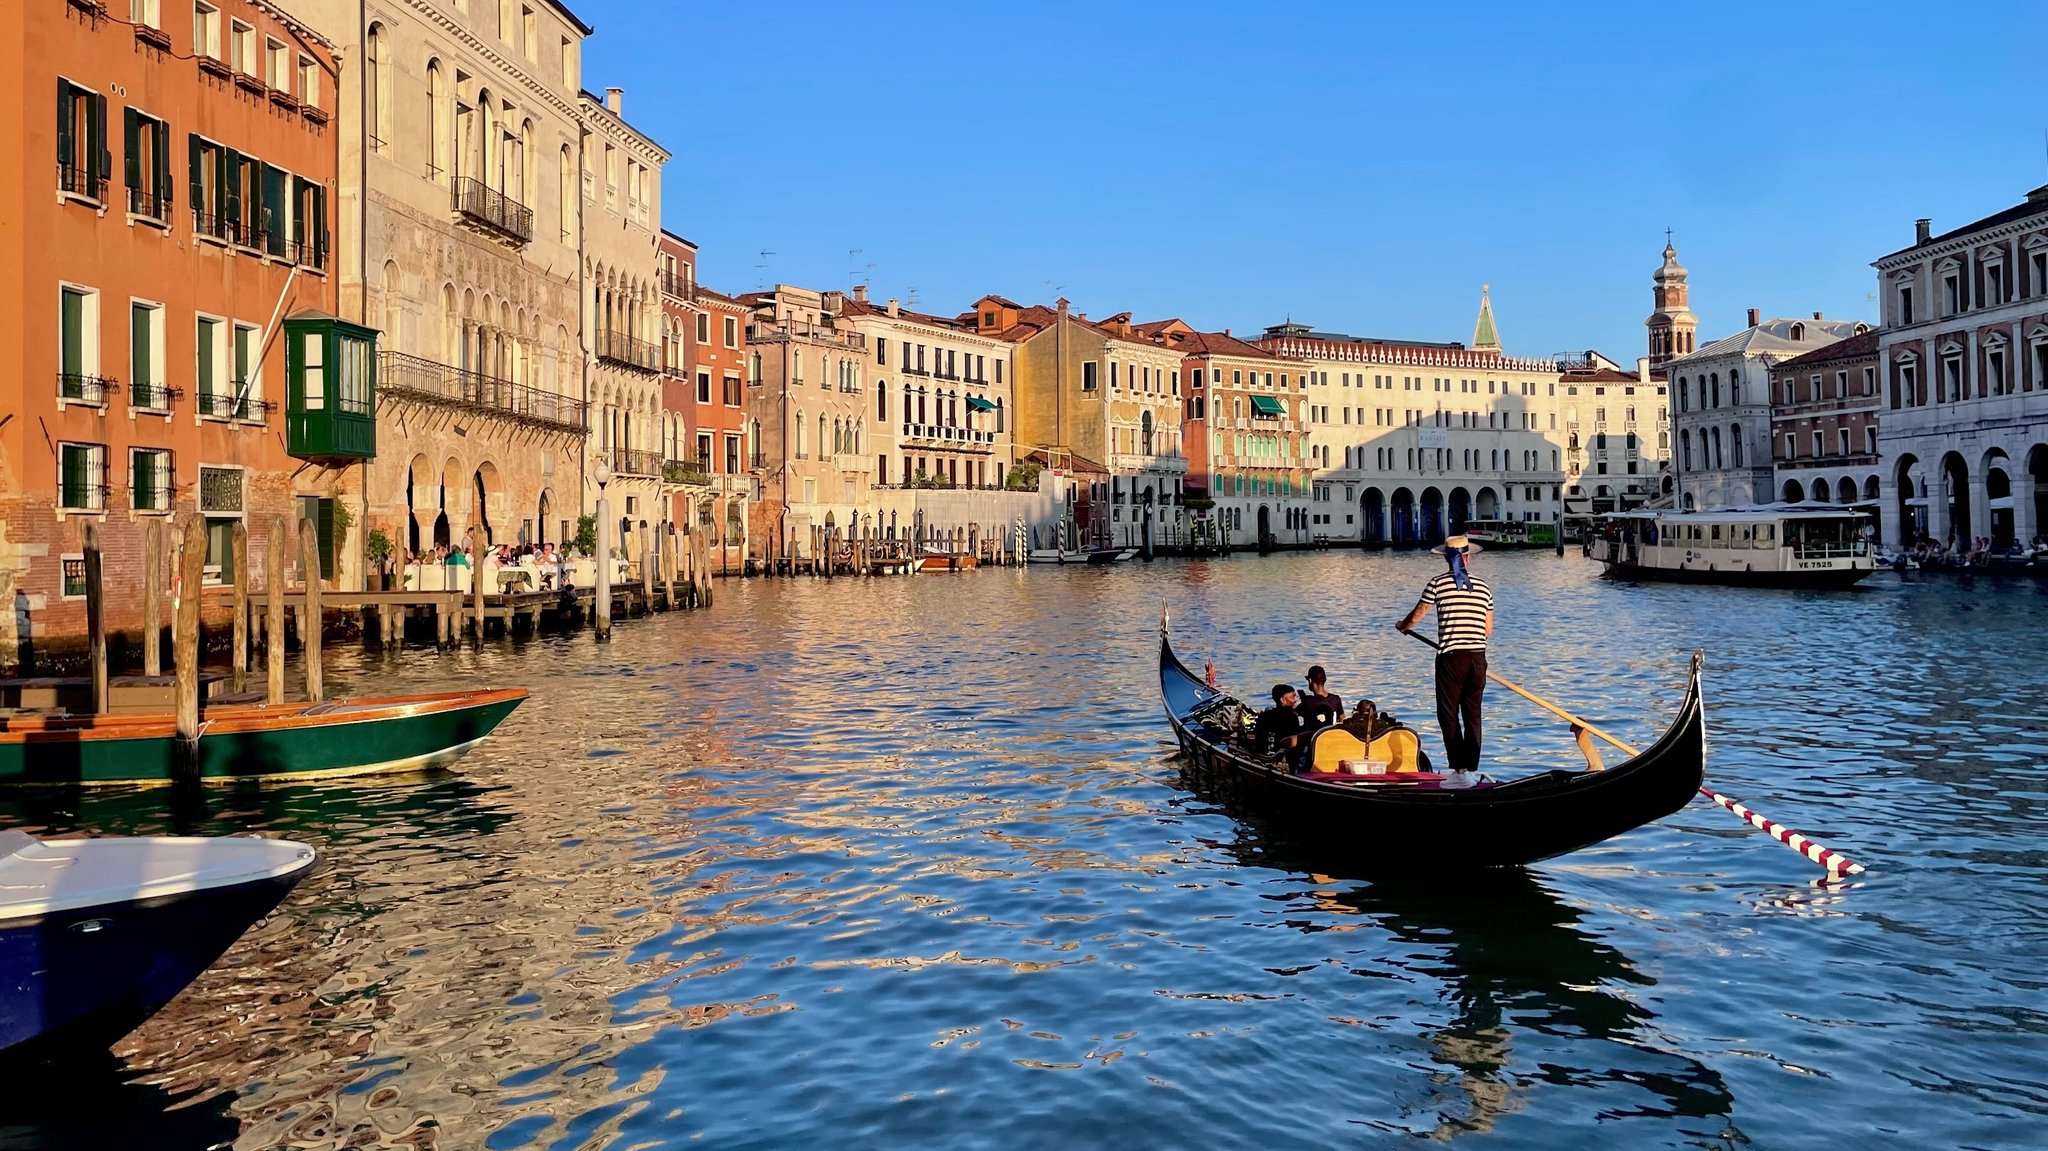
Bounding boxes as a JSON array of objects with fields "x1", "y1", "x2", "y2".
[
  {"x1": 658, "y1": 270, "x2": 694, "y2": 300},
  {"x1": 451, "y1": 176, "x2": 532, "y2": 245},
  {"x1": 290, "y1": 238, "x2": 327, "y2": 271},
  {"x1": 198, "y1": 388, "x2": 271, "y2": 421},
  {"x1": 898, "y1": 424, "x2": 996, "y2": 452},
  {"x1": 611, "y1": 447, "x2": 663, "y2": 477},
  {"x1": 193, "y1": 207, "x2": 238, "y2": 244},
  {"x1": 749, "y1": 320, "x2": 865, "y2": 350},
  {"x1": 663, "y1": 457, "x2": 711, "y2": 485},
  {"x1": 378, "y1": 349, "x2": 586, "y2": 434},
  {"x1": 1110, "y1": 452, "x2": 1189, "y2": 475},
  {"x1": 595, "y1": 329, "x2": 661, "y2": 373},
  {"x1": 57, "y1": 161, "x2": 106, "y2": 204},
  {"x1": 59, "y1": 372, "x2": 113, "y2": 406},
  {"x1": 129, "y1": 381, "x2": 181, "y2": 411}
]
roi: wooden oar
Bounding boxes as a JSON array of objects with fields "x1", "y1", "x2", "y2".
[{"x1": 1401, "y1": 629, "x2": 1866, "y2": 878}]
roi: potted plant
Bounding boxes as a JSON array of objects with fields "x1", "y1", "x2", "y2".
[{"x1": 364, "y1": 528, "x2": 394, "y2": 591}]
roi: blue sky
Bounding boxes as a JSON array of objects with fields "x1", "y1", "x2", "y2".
[{"x1": 579, "y1": 0, "x2": 2048, "y2": 361}]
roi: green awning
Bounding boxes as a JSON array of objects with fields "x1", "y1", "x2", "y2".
[
  {"x1": 966, "y1": 395, "x2": 997, "y2": 413},
  {"x1": 1250, "y1": 395, "x2": 1285, "y2": 417}
]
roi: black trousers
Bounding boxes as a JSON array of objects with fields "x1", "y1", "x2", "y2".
[{"x1": 1434, "y1": 650, "x2": 1488, "y2": 774}]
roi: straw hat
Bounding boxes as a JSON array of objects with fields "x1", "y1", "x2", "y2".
[{"x1": 1431, "y1": 534, "x2": 1483, "y2": 556}]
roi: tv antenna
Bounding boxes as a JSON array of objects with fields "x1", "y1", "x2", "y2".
[
  {"x1": 906, "y1": 285, "x2": 920, "y2": 309},
  {"x1": 846, "y1": 248, "x2": 863, "y2": 289},
  {"x1": 754, "y1": 250, "x2": 776, "y2": 289}
]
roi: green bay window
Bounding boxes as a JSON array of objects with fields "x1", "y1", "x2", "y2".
[{"x1": 285, "y1": 313, "x2": 377, "y2": 460}]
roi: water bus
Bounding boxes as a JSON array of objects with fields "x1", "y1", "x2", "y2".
[
  {"x1": 1461, "y1": 519, "x2": 1558, "y2": 550},
  {"x1": 1590, "y1": 506, "x2": 1874, "y2": 588}
]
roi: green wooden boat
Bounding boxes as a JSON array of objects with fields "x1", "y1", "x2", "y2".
[{"x1": 0, "y1": 689, "x2": 526, "y2": 787}]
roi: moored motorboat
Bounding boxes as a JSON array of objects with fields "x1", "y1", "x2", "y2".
[
  {"x1": 1461, "y1": 518, "x2": 1557, "y2": 550},
  {"x1": 1086, "y1": 547, "x2": 1138, "y2": 565},
  {"x1": 1157, "y1": 622, "x2": 1706, "y2": 870},
  {"x1": 1027, "y1": 548, "x2": 1086, "y2": 564},
  {"x1": 0, "y1": 830, "x2": 318, "y2": 1060},
  {"x1": 0, "y1": 687, "x2": 527, "y2": 787}
]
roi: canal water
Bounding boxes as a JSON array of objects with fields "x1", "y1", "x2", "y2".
[{"x1": 4, "y1": 552, "x2": 2046, "y2": 1150}]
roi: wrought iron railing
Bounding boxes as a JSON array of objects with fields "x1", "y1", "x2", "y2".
[
  {"x1": 128, "y1": 185, "x2": 169, "y2": 220},
  {"x1": 58, "y1": 161, "x2": 106, "y2": 202},
  {"x1": 129, "y1": 381, "x2": 180, "y2": 410},
  {"x1": 663, "y1": 457, "x2": 711, "y2": 485},
  {"x1": 451, "y1": 176, "x2": 533, "y2": 244},
  {"x1": 59, "y1": 372, "x2": 112, "y2": 405},
  {"x1": 198, "y1": 388, "x2": 271, "y2": 420},
  {"x1": 658, "y1": 269, "x2": 694, "y2": 299},
  {"x1": 377, "y1": 349, "x2": 587, "y2": 432},
  {"x1": 291, "y1": 238, "x2": 327, "y2": 270},
  {"x1": 611, "y1": 447, "x2": 663, "y2": 477},
  {"x1": 595, "y1": 329, "x2": 661, "y2": 373}
]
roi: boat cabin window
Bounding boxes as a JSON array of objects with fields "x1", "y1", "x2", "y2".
[
  {"x1": 1709, "y1": 524, "x2": 1723, "y2": 546},
  {"x1": 1756, "y1": 523, "x2": 1775, "y2": 547}
]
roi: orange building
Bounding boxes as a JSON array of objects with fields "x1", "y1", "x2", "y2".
[
  {"x1": 1, "y1": 0, "x2": 365, "y2": 668},
  {"x1": 655, "y1": 230, "x2": 751, "y2": 570}
]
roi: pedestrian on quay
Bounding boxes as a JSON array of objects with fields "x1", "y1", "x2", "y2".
[{"x1": 1395, "y1": 534, "x2": 1494, "y2": 789}]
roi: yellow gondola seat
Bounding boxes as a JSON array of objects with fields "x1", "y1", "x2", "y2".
[{"x1": 1307, "y1": 725, "x2": 1426, "y2": 774}]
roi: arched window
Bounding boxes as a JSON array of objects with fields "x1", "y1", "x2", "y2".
[
  {"x1": 1676, "y1": 376, "x2": 1689, "y2": 412},
  {"x1": 426, "y1": 60, "x2": 447, "y2": 182},
  {"x1": 1141, "y1": 410, "x2": 1155, "y2": 454},
  {"x1": 1681, "y1": 430, "x2": 1693, "y2": 470},
  {"x1": 1790, "y1": 322, "x2": 1805, "y2": 341},
  {"x1": 1711, "y1": 426, "x2": 1723, "y2": 468},
  {"x1": 367, "y1": 24, "x2": 386, "y2": 153},
  {"x1": 1728, "y1": 368, "x2": 1742, "y2": 406},
  {"x1": 1710, "y1": 373, "x2": 1720, "y2": 408},
  {"x1": 1730, "y1": 424, "x2": 1744, "y2": 466}
]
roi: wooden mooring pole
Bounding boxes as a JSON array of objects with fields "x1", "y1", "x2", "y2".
[
  {"x1": 299, "y1": 517, "x2": 323, "y2": 704},
  {"x1": 143, "y1": 517, "x2": 163, "y2": 676},
  {"x1": 267, "y1": 515, "x2": 287, "y2": 705},
  {"x1": 174, "y1": 515, "x2": 206, "y2": 778},
  {"x1": 469, "y1": 526, "x2": 485, "y2": 644},
  {"x1": 82, "y1": 521, "x2": 106, "y2": 714},
  {"x1": 231, "y1": 521, "x2": 249, "y2": 692}
]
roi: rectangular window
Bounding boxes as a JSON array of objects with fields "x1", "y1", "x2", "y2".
[
  {"x1": 1986, "y1": 264, "x2": 2005, "y2": 306},
  {"x1": 193, "y1": 2, "x2": 220, "y2": 58},
  {"x1": 1863, "y1": 366, "x2": 1876, "y2": 396},
  {"x1": 123, "y1": 108, "x2": 171, "y2": 220},
  {"x1": 131, "y1": 447, "x2": 173, "y2": 510},
  {"x1": 130, "y1": 0, "x2": 160, "y2": 29},
  {"x1": 59, "y1": 442, "x2": 108, "y2": 511},
  {"x1": 995, "y1": 360, "x2": 1003, "y2": 385},
  {"x1": 231, "y1": 321, "x2": 260, "y2": 416},
  {"x1": 195, "y1": 315, "x2": 225, "y2": 405},
  {"x1": 1943, "y1": 273, "x2": 1960, "y2": 315},
  {"x1": 696, "y1": 311, "x2": 710, "y2": 344},
  {"x1": 725, "y1": 434, "x2": 742, "y2": 475},
  {"x1": 262, "y1": 164, "x2": 287, "y2": 255},
  {"x1": 1082, "y1": 361, "x2": 1098, "y2": 391},
  {"x1": 299, "y1": 57, "x2": 319, "y2": 110},
  {"x1": 292, "y1": 175, "x2": 329, "y2": 268},
  {"x1": 1865, "y1": 426, "x2": 1878, "y2": 455},
  {"x1": 56, "y1": 78, "x2": 108, "y2": 201},
  {"x1": 1898, "y1": 285, "x2": 1914, "y2": 325},
  {"x1": 696, "y1": 432, "x2": 713, "y2": 465},
  {"x1": 1813, "y1": 431, "x2": 1825, "y2": 457},
  {"x1": 723, "y1": 374, "x2": 742, "y2": 406},
  {"x1": 522, "y1": 6, "x2": 536, "y2": 60},
  {"x1": 697, "y1": 371, "x2": 711, "y2": 405},
  {"x1": 129, "y1": 300, "x2": 165, "y2": 408},
  {"x1": 59, "y1": 284, "x2": 103, "y2": 403},
  {"x1": 2034, "y1": 252, "x2": 2048, "y2": 298},
  {"x1": 1838, "y1": 428, "x2": 1850, "y2": 456},
  {"x1": 266, "y1": 38, "x2": 290, "y2": 91}
]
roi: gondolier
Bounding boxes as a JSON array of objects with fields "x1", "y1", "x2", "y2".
[{"x1": 1396, "y1": 534, "x2": 1494, "y2": 788}]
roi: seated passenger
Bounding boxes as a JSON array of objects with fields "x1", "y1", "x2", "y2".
[
  {"x1": 1296, "y1": 665, "x2": 1344, "y2": 733},
  {"x1": 1252, "y1": 684, "x2": 1308, "y2": 761}
]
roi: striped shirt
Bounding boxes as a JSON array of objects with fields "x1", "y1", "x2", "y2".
[{"x1": 1421, "y1": 571, "x2": 1493, "y2": 653}]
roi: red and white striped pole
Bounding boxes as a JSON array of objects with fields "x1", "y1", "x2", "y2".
[{"x1": 1699, "y1": 785, "x2": 1864, "y2": 877}]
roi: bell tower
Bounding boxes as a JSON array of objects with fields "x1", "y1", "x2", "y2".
[{"x1": 1645, "y1": 233, "x2": 1697, "y2": 372}]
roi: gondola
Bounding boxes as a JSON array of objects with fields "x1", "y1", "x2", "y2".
[{"x1": 1158, "y1": 620, "x2": 1707, "y2": 870}]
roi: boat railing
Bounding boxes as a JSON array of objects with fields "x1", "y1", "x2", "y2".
[{"x1": 1792, "y1": 541, "x2": 1869, "y2": 560}]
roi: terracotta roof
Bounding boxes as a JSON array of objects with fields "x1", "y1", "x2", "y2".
[
  {"x1": 1772, "y1": 328, "x2": 1881, "y2": 370},
  {"x1": 1160, "y1": 329, "x2": 1284, "y2": 361},
  {"x1": 1559, "y1": 367, "x2": 1648, "y2": 385},
  {"x1": 838, "y1": 297, "x2": 971, "y2": 331},
  {"x1": 1023, "y1": 447, "x2": 1108, "y2": 476}
]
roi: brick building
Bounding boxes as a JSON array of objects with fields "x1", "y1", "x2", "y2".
[
  {"x1": 0, "y1": 0, "x2": 355, "y2": 667},
  {"x1": 1769, "y1": 329, "x2": 1882, "y2": 518}
]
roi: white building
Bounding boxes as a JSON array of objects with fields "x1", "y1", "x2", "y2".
[
  {"x1": 1669, "y1": 310, "x2": 1867, "y2": 510},
  {"x1": 1261, "y1": 291, "x2": 1571, "y2": 546},
  {"x1": 1874, "y1": 186, "x2": 2048, "y2": 549}
]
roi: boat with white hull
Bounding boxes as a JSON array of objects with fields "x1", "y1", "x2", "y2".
[{"x1": 1591, "y1": 506, "x2": 1875, "y2": 588}]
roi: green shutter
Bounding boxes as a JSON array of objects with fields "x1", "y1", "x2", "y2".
[
  {"x1": 131, "y1": 304, "x2": 149, "y2": 395},
  {"x1": 155, "y1": 119, "x2": 172, "y2": 207},
  {"x1": 313, "y1": 185, "x2": 328, "y2": 263},
  {"x1": 188, "y1": 133, "x2": 204, "y2": 216},
  {"x1": 61, "y1": 290, "x2": 83, "y2": 378},
  {"x1": 317, "y1": 498, "x2": 336, "y2": 579},
  {"x1": 291, "y1": 175, "x2": 306, "y2": 246},
  {"x1": 223, "y1": 149, "x2": 240, "y2": 238},
  {"x1": 196, "y1": 317, "x2": 216, "y2": 397},
  {"x1": 56, "y1": 79, "x2": 73, "y2": 173},
  {"x1": 92, "y1": 92, "x2": 110, "y2": 182},
  {"x1": 123, "y1": 106, "x2": 139, "y2": 192},
  {"x1": 61, "y1": 447, "x2": 84, "y2": 507}
]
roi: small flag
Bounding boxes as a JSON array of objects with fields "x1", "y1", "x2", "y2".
[{"x1": 1204, "y1": 659, "x2": 1216, "y2": 688}]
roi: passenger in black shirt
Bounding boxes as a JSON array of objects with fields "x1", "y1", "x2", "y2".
[
  {"x1": 1253, "y1": 684, "x2": 1308, "y2": 762},
  {"x1": 1296, "y1": 664, "x2": 1344, "y2": 734}
]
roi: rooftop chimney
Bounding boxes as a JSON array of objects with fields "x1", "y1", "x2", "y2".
[
  {"x1": 1223, "y1": 327, "x2": 1231, "y2": 337},
  {"x1": 886, "y1": 298, "x2": 899, "y2": 318},
  {"x1": 1636, "y1": 356, "x2": 1651, "y2": 383},
  {"x1": 1813, "y1": 310, "x2": 1823, "y2": 320},
  {"x1": 1747, "y1": 307, "x2": 1761, "y2": 328},
  {"x1": 852, "y1": 284, "x2": 868, "y2": 304},
  {"x1": 1915, "y1": 218, "x2": 1931, "y2": 244},
  {"x1": 1056, "y1": 297, "x2": 1070, "y2": 318}
]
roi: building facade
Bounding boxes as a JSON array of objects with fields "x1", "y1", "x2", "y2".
[
  {"x1": 305, "y1": 0, "x2": 593, "y2": 560},
  {"x1": 1155, "y1": 325, "x2": 1313, "y2": 547},
  {"x1": 1257, "y1": 313, "x2": 1569, "y2": 547},
  {"x1": 1557, "y1": 359, "x2": 1671, "y2": 515},
  {"x1": 1670, "y1": 310, "x2": 1867, "y2": 510},
  {"x1": 743, "y1": 284, "x2": 871, "y2": 559},
  {"x1": 1874, "y1": 188, "x2": 2048, "y2": 549},
  {"x1": 973, "y1": 297, "x2": 1187, "y2": 551},
  {"x1": 841, "y1": 288, "x2": 1016, "y2": 492},
  {"x1": 1769, "y1": 330, "x2": 1882, "y2": 515},
  {"x1": 1645, "y1": 239, "x2": 1699, "y2": 374},
  {"x1": 578, "y1": 84, "x2": 666, "y2": 562},
  {"x1": 1, "y1": 0, "x2": 352, "y2": 665}
]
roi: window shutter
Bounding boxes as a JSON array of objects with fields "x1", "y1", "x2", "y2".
[
  {"x1": 131, "y1": 452, "x2": 147, "y2": 508},
  {"x1": 188, "y1": 133, "x2": 204, "y2": 211},
  {"x1": 315, "y1": 498, "x2": 336, "y2": 579},
  {"x1": 196, "y1": 319, "x2": 215, "y2": 397},
  {"x1": 93, "y1": 92, "x2": 111, "y2": 181},
  {"x1": 123, "y1": 107, "x2": 139, "y2": 191},
  {"x1": 60, "y1": 290, "x2": 84, "y2": 377},
  {"x1": 223, "y1": 149, "x2": 240, "y2": 232},
  {"x1": 131, "y1": 304, "x2": 149, "y2": 391},
  {"x1": 56, "y1": 79, "x2": 73, "y2": 170},
  {"x1": 291, "y1": 175, "x2": 306, "y2": 246},
  {"x1": 314, "y1": 185, "x2": 329, "y2": 263},
  {"x1": 155, "y1": 120, "x2": 172, "y2": 206}
]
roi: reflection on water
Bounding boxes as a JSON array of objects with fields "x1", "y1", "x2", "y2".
[{"x1": 2, "y1": 552, "x2": 2045, "y2": 1149}]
